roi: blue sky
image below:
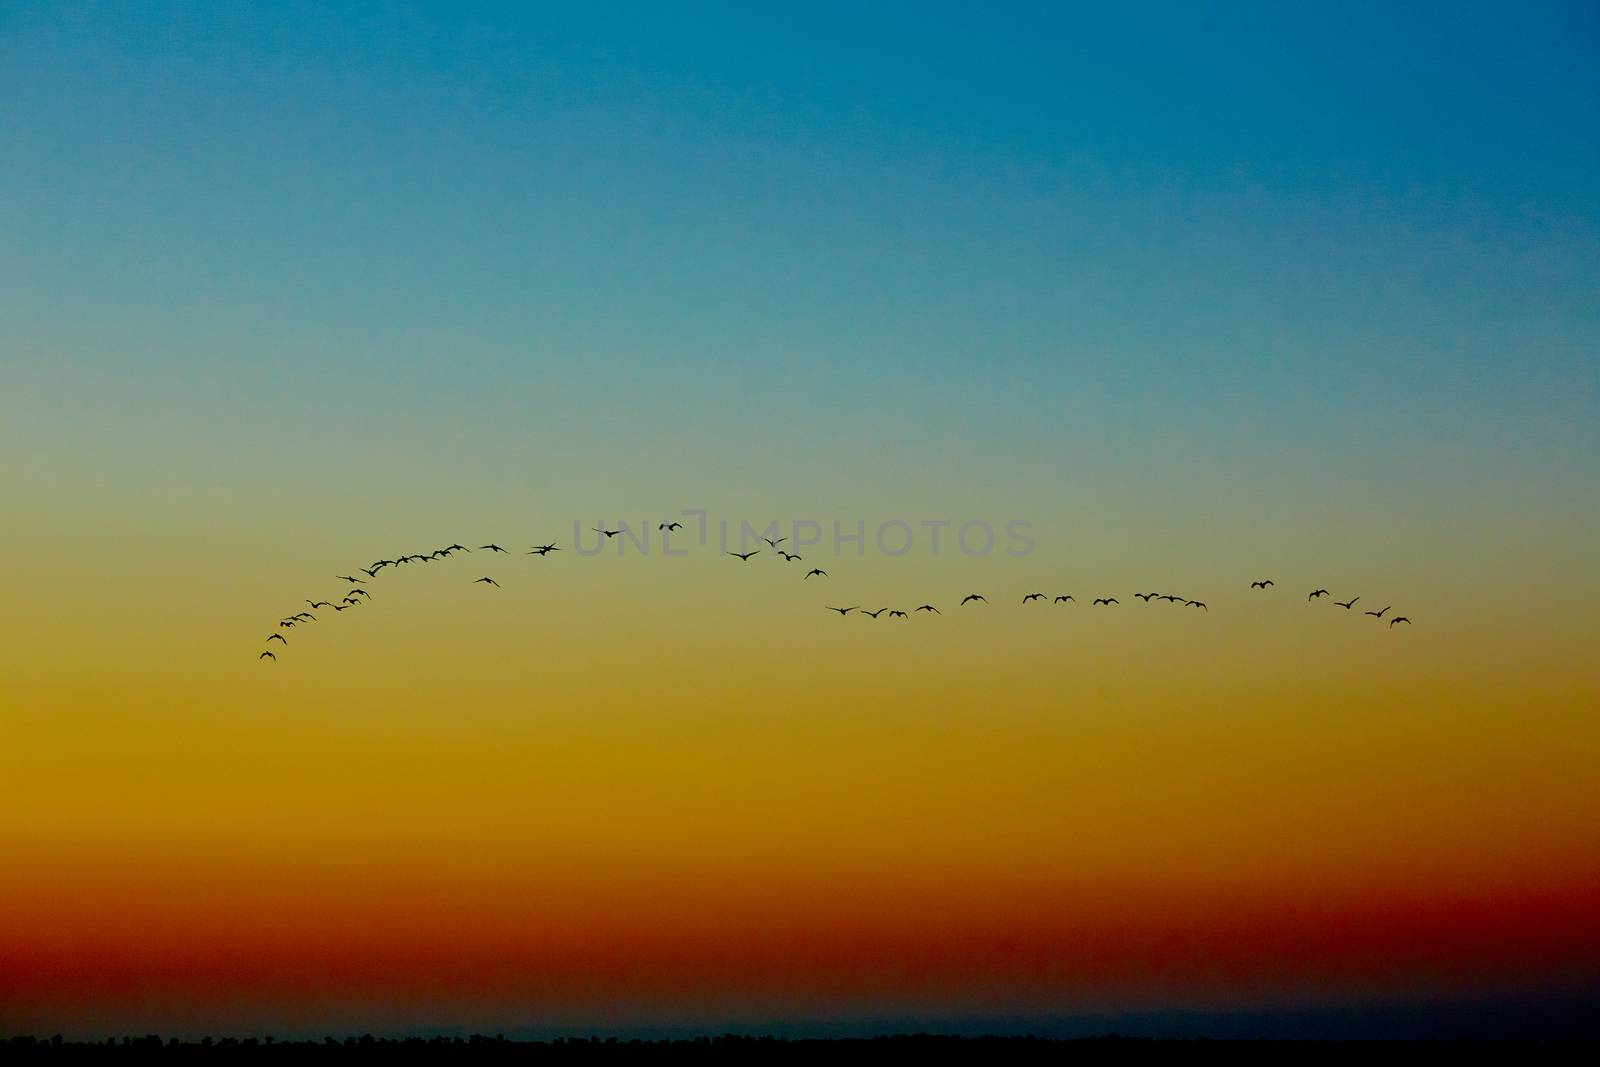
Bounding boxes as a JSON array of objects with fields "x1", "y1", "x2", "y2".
[{"x1": 2, "y1": 1, "x2": 1596, "y2": 533}]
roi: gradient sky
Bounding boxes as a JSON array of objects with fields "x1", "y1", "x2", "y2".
[{"x1": 2, "y1": 0, "x2": 1598, "y2": 1040}]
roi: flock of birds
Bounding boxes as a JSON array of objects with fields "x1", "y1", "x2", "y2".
[{"x1": 258, "y1": 533, "x2": 1411, "y2": 662}]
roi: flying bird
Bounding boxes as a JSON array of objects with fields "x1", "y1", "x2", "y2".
[
  {"x1": 592, "y1": 528, "x2": 622, "y2": 539},
  {"x1": 728, "y1": 550, "x2": 760, "y2": 561},
  {"x1": 1308, "y1": 589, "x2": 1329, "y2": 600},
  {"x1": 1186, "y1": 600, "x2": 1207, "y2": 611},
  {"x1": 1022, "y1": 593, "x2": 1046, "y2": 603},
  {"x1": 889, "y1": 611, "x2": 907, "y2": 619},
  {"x1": 337, "y1": 576, "x2": 366, "y2": 584},
  {"x1": 1161, "y1": 595, "x2": 1184, "y2": 603},
  {"x1": 278, "y1": 620, "x2": 296, "y2": 629},
  {"x1": 825, "y1": 606, "x2": 858, "y2": 616},
  {"x1": 805, "y1": 569, "x2": 827, "y2": 579},
  {"x1": 307, "y1": 600, "x2": 333, "y2": 609},
  {"x1": 862, "y1": 608, "x2": 888, "y2": 619},
  {"x1": 658, "y1": 522, "x2": 683, "y2": 531},
  {"x1": 449, "y1": 544, "x2": 468, "y2": 553},
  {"x1": 1054, "y1": 595, "x2": 1074, "y2": 603},
  {"x1": 259, "y1": 651, "x2": 276, "y2": 661},
  {"x1": 528, "y1": 544, "x2": 560, "y2": 555},
  {"x1": 332, "y1": 604, "x2": 349, "y2": 612},
  {"x1": 1335, "y1": 596, "x2": 1360, "y2": 609},
  {"x1": 474, "y1": 577, "x2": 500, "y2": 587},
  {"x1": 362, "y1": 567, "x2": 380, "y2": 578},
  {"x1": 1092, "y1": 597, "x2": 1119, "y2": 606},
  {"x1": 291, "y1": 612, "x2": 315, "y2": 621},
  {"x1": 1364, "y1": 605, "x2": 1390, "y2": 619},
  {"x1": 961, "y1": 594, "x2": 986, "y2": 605},
  {"x1": 915, "y1": 604, "x2": 940, "y2": 614},
  {"x1": 267, "y1": 633, "x2": 287, "y2": 644},
  {"x1": 1390, "y1": 616, "x2": 1411, "y2": 627},
  {"x1": 1250, "y1": 579, "x2": 1275, "y2": 589},
  {"x1": 480, "y1": 544, "x2": 507, "y2": 553},
  {"x1": 778, "y1": 551, "x2": 802, "y2": 561},
  {"x1": 1134, "y1": 592, "x2": 1156, "y2": 602},
  {"x1": 349, "y1": 589, "x2": 371, "y2": 599},
  {"x1": 764, "y1": 537, "x2": 787, "y2": 548}
]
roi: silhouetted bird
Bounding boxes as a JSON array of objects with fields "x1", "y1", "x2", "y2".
[
  {"x1": 592, "y1": 528, "x2": 622, "y2": 538},
  {"x1": 307, "y1": 600, "x2": 333, "y2": 609},
  {"x1": 528, "y1": 544, "x2": 560, "y2": 555},
  {"x1": 862, "y1": 608, "x2": 888, "y2": 619},
  {"x1": 961, "y1": 594, "x2": 986, "y2": 605},
  {"x1": 826, "y1": 606, "x2": 858, "y2": 616},
  {"x1": 480, "y1": 544, "x2": 507, "y2": 553},
  {"x1": 764, "y1": 537, "x2": 787, "y2": 548},
  {"x1": 449, "y1": 544, "x2": 468, "y2": 553},
  {"x1": 1054, "y1": 595, "x2": 1074, "y2": 603},
  {"x1": 1161, "y1": 595, "x2": 1184, "y2": 603},
  {"x1": 1134, "y1": 593, "x2": 1155, "y2": 602},
  {"x1": 337, "y1": 575, "x2": 366, "y2": 584},
  {"x1": 1022, "y1": 593, "x2": 1046, "y2": 603},
  {"x1": 259, "y1": 651, "x2": 276, "y2": 661},
  {"x1": 1390, "y1": 616, "x2": 1411, "y2": 627},
  {"x1": 332, "y1": 604, "x2": 349, "y2": 612},
  {"x1": 1308, "y1": 589, "x2": 1329, "y2": 600},
  {"x1": 728, "y1": 550, "x2": 759, "y2": 561},
  {"x1": 659, "y1": 522, "x2": 683, "y2": 531},
  {"x1": 474, "y1": 577, "x2": 500, "y2": 587},
  {"x1": 291, "y1": 612, "x2": 315, "y2": 621},
  {"x1": 1092, "y1": 597, "x2": 1119, "y2": 606},
  {"x1": 1250, "y1": 579, "x2": 1274, "y2": 589},
  {"x1": 1335, "y1": 596, "x2": 1360, "y2": 609},
  {"x1": 362, "y1": 567, "x2": 379, "y2": 578},
  {"x1": 916, "y1": 604, "x2": 940, "y2": 614},
  {"x1": 1364, "y1": 605, "x2": 1390, "y2": 619},
  {"x1": 1186, "y1": 600, "x2": 1207, "y2": 611},
  {"x1": 805, "y1": 569, "x2": 827, "y2": 579},
  {"x1": 267, "y1": 633, "x2": 287, "y2": 644},
  {"x1": 349, "y1": 589, "x2": 370, "y2": 600},
  {"x1": 278, "y1": 620, "x2": 295, "y2": 629},
  {"x1": 889, "y1": 611, "x2": 907, "y2": 619},
  {"x1": 778, "y1": 551, "x2": 802, "y2": 561}
]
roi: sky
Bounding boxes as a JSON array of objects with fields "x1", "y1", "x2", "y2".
[{"x1": 2, "y1": 0, "x2": 1598, "y2": 1040}]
